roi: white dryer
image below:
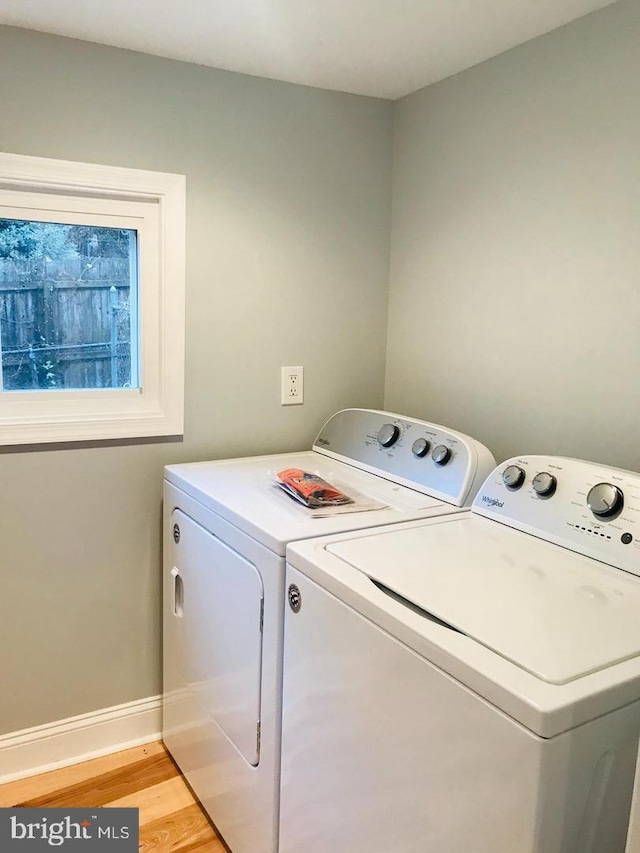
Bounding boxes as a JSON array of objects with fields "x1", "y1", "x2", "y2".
[
  {"x1": 281, "y1": 455, "x2": 640, "y2": 853},
  {"x1": 162, "y1": 408, "x2": 495, "y2": 853}
]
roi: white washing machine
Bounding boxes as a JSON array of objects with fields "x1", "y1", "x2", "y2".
[
  {"x1": 281, "y1": 455, "x2": 640, "y2": 853},
  {"x1": 162, "y1": 408, "x2": 495, "y2": 853}
]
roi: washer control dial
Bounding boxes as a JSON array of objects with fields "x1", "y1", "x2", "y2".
[
  {"x1": 587, "y1": 483, "x2": 624, "y2": 518},
  {"x1": 377, "y1": 423, "x2": 401, "y2": 448},
  {"x1": 502, "y1": 465, "x2": 525, "y2": 490},
  {"x1": 412, "y1": 438, "x2": 431, "y2": 458},
  {"x1": 432, "y1": 445, "x2": 452, "y2": 466},
  {"x1": 532, "y1": 472, "x2": 557, "y2": 497}
]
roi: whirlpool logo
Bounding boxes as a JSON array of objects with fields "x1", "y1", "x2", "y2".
[
  {"x1": 481, "y1": 495, "x2": 504, "y2": 508},
  {"x1": 1, "y1": 808, "x2": 138, "y2": 850}
]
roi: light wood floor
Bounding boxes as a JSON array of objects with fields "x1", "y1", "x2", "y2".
[{"x1": 0, "y1": 742, "x2": 227, "y2": 852}]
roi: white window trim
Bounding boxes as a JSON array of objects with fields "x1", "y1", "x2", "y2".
[{"x1": 0, "y1": 152, "x2": 185, "y2": 445}]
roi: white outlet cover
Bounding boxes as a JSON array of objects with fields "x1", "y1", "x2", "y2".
[{"x1": 281, "y1": 366, "x2": 303, "y2": 406}]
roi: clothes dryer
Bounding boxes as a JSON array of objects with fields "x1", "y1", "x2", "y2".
[
  {"x1": 281, "y1": 455, "x2": 640, "y2": 853},
  {"x1": 626, "y1": 749, "x2": 640, "y2": 853},
  {"x1": 162, "y1": 408, "x2": 495, "y2": 853}
]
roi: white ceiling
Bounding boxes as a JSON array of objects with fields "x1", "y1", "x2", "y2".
[{"x1": 0, "y1": 0, "x2": 618, "y2": 99}]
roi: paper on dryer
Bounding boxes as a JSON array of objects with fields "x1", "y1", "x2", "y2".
[
  {"x1": 276, "y1": 468, "x2": 354, "y2": 507},
  {"x1": 270, "y1": 470, "x2": 387, "y2": 517}
]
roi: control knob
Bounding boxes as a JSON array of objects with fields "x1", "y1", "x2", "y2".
[
  {"x1": 412, "y1": 438, "x2": 430, "y2": 458},
  {"x1": 377, "y1": 423, "x2": 401, "y2": 448},
  {"x1": 532, "y1": 472, "x2": 557, "y2": 497},
  {"x1": 587, "y1": 483, "x2": 624, "y2": 519},
  {"x1": 432, "y1": 445, "x2": 452, "y2": 466},
  {"x1": 502, "y1": 465, "x2": 525, "y2": 490}
]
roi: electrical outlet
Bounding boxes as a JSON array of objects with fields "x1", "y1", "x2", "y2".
[{"x1": 281, "y1": 366, "x2": 304, "y2": 405}]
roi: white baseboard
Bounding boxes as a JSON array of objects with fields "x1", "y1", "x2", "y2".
[{"x1": 0, "y1": 695, "x2": 162, "y2": 785}]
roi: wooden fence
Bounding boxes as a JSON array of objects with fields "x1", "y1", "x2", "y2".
[{"x1": 0, "y1": 257, "x2": 133, "y2": 390}]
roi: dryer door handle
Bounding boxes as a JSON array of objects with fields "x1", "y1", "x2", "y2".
[{"x1": 171, "y1": 567, "x2": 184, "y2": 618}]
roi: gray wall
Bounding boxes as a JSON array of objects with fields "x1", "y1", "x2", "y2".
[
  {"x1": 4, "y1": 0, "x2": 639, "y2": 738},
  {"x1": 0, "y1": 27, "x2": 393, "y2": 734},
  {"x1": 385, "y1": 0, "x2": 640, "y2": 468}
]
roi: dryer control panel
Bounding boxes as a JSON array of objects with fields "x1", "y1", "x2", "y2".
[
  {"x1": 473, "y1": 455, "x2": 640, "y2": 576},
  {"x1": 313, "y1": 409, "x2": 495, "y2": 507}
]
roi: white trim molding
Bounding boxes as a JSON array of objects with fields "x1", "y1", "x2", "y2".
[
  {"x1": 0, "y1": 151, "x2": 186, "y2": 445},
  {"x1": 0, "y1": 695, "x2": 162, "y2": 784}
]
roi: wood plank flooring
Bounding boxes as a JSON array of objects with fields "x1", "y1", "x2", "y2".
[{"x1": 0, "y1": 742, "x2": 227, "y2": 852}]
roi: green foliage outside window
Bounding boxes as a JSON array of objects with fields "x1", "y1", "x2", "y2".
[{"x1": 0, "y1": 219, "x2": 131, "y2": 260}]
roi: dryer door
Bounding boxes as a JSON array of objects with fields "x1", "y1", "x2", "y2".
[{"x1": 171, "y1": 509, "x2": 264, "y2": 765}]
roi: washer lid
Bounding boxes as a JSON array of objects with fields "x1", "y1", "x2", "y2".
[{"x1": 326, "y1": 515, "x2": 640, "y2": 685}]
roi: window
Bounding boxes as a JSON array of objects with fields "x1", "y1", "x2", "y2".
[
  {"x1": 0, "y1": 220, "x2": 139, "y2": 391},
  {"x1": 0, "y1": 153, "x2": 185, "y2": 444}
]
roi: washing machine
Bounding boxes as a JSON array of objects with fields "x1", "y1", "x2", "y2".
[
  {"x1": 281, "y1": 455, "x2": 640, "y2": 853},
  {"x1": 162, "y1": 408, "x2": 495, "y2": 853}
]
